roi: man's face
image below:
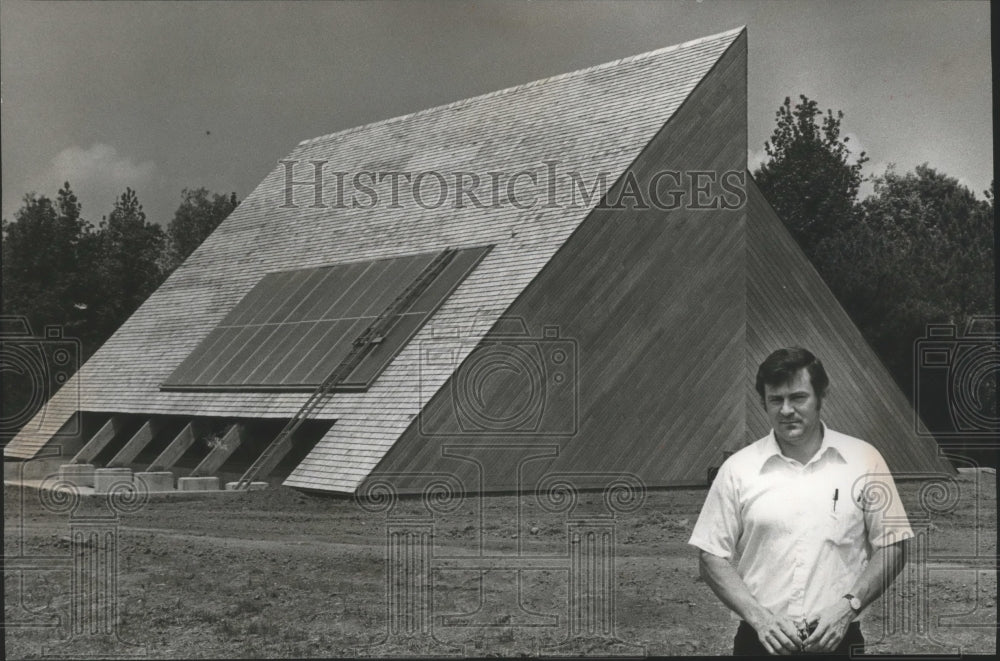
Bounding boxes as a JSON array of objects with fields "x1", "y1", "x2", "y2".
[{"x1": 763, "y1": 367, "x2": 822, "y2": 448}]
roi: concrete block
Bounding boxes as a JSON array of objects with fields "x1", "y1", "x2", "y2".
[
  {"x1": 225, "y1": 481, "x2": 268, "y2": 491},
  {"x1": 177, "y1": 476, "x2": 220, "y2": 491},
  {"x1": 58, "y1": 463, "x2": 96, "y2": 487},
  {"x1": 135, "y1": 471, "x2": 174, "y2": 492},
  {"x1": 94, "y1": 468, "x2": 133, "y2": 494},
  {"x1": 6, "y1": 456, "x2": 64, "y2": 482}
]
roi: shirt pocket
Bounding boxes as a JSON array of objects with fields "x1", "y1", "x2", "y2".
[{"x1": 824, "y1": 501, "x2": 863, "y2": 545}]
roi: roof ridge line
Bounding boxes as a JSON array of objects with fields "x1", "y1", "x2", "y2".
[{"x1": 295, "y1": 25, "x2": 746, "y2": 149}]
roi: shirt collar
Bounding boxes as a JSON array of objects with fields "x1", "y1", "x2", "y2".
[{"x1": 759, "y1": 422, "x2": 846, "y2": 471}]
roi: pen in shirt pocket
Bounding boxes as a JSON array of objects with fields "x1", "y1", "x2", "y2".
[{"x1": 832, "y1": 488, "x2": 838, "y2": 512}]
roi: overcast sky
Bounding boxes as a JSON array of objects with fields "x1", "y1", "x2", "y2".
[{"x1": 1, "y1": 0, "x2": 992, "y2": 226}]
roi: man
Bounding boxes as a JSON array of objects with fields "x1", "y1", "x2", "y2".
[{"x1": 689, "y1": 347, "x2": 912, "y2": 655}]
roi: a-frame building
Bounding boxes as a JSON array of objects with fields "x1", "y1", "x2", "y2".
[{"x1": 4, "y1": 27, "x2": 953, "y2": 494}]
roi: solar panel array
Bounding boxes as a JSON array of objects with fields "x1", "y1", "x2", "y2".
[{"x1": 162, "y1": 246, "x2": 491, "y2": 391}]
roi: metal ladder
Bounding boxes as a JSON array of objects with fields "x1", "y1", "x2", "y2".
[{"x1": 233, "y1": 248, "x2": 459, "y2": 489}]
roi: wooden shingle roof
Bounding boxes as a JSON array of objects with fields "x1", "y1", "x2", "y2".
[{"x1": 7, "y1": 28, "x2": 747, "y2": 491}]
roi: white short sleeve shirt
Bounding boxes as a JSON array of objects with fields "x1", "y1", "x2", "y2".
[{"x1": 688, "y1": 424, "x2": 913, "y2": 621}]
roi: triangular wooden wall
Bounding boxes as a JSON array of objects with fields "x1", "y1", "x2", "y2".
[
  {"x1": 745, "y1": 176, "x2": 952, "y2": 476},
  {"x1": 372, "y1": 32, "x2": 750, "y2": 492}
]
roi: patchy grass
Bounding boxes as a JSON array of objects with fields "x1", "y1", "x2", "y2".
[{"x1": 4, "y1": 471, "x2": 995, "y2": 657}]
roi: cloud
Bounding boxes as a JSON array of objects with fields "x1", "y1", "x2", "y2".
[
  {"x1": 841, "y1": 132, "x2": 869, "y2": 161},
  {"x1": 15, "y1": 144, "x2": 156, "y2": 219},
  {"x1": 747, "y1": 147, "x2": 768, "y2": 172}
]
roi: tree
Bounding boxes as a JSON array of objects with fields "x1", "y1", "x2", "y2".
[
  {"x1": 2, "y1": 184, "x2": 99, "y2": 432},
  {"x1": 1, "y1": 183, "x2": 97, "y2": 345},
  {"x1": 832, "y1": 165, "x2": 993, "y2": 333},
  {"x1": 815, "y1": 165, "x2": 994, "y2": 445},
  {"x1": 92, "y1": 187, "x2": 166, "y2": 335},
  {"x1": 162, "y1": 188, "x2": 238, "y2": 273},
  {"x1": 2, "y1": 182, "x2": 238, "y2": 439},
  {"x1": 754, "y1": 93, "x2": 995, "y2": 463},
  {"x1": 754, "y1": 95, "x2": 868, "y2": 256}
]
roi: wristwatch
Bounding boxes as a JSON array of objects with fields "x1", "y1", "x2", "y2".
[{"x1": 843, "y1": 593, "x2": 862, "y2": 613}]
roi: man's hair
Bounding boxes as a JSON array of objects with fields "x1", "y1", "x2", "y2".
[{"x1": 755, "y1": 347, "x2": 829, "y2": 403}]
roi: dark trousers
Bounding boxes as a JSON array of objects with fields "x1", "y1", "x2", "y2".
[{"x1": 734, "y1": 620, "x2": 864, "y2": 656}]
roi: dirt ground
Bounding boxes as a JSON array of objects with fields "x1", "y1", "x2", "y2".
[{"x1": 4, "y1": 469, "x2": 996, "y2": 658}]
